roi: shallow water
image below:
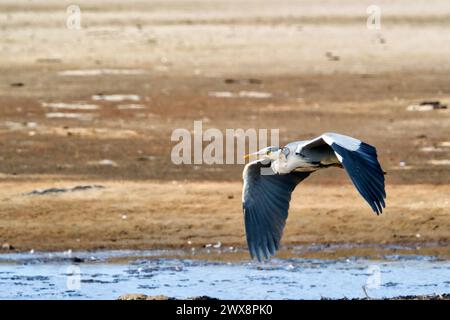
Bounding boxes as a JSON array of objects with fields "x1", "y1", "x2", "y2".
[{"x1": 0, "y1": 250, "x2": 449, "y2": 300}]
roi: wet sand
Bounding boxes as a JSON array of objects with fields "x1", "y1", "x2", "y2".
[{"x1": 0, "y1": 0, "x2": 449, "y2": 259}]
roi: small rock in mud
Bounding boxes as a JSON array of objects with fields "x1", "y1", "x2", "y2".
[
  {"x1": 389, "y1": 294, "x2": 450, "y2": 300},
  {"x1": 188, "y1": 296, "x2": 219, "y2": 300},
  {"x1": 420, "y1": 101, "x2": 447, "y2": 109},
  {"x1": 1, "y1": 243, "x2": 15, "y2": 250},
  {"x1": 325, "y1": 51, "x2": 340, "y2": 61},
  {"x1": 248, "y1": 78, "x2": 263, "y2": 84},
  {"x1": 71, "y1": 257, "x2": 85, "y2": 263},
  {"x1": 36, "y1": 58, "x2": 62, "y2": 64},
  {"x1": 136, "y1": 155, "x2": 157, "y2": 161},
  {"x1": 117, "y1": 104, "x2": 146, "y2": 110},
  {"x1": 332, "y1": 293, "x2": 450, "y2": 300},
  {"x1": 118, "y1": 294, "x2": 173, "y2": 300},
  {"x1": 208, "y1": 91, "x2": 234, "y2": 98},
  {"x1": 89, "y1": 159, "x2": 119, "y2": 167},
  {"x1": 25, "y1": 185, "x2": 104, "y2": 196},
  {"x1": 238, "y1": 91, "x2": 272, "y2": 98},
  {"x1": 10, "y1": 82, "x2": 24, "y2": 87},
  {"x1": 208, "y1": 91, "x2": 272, "y2": 99},
  {"x1": 224, "y1": 78, "x2": 262, "y2": 85},
  {"x1": 407, "y1": 100, "x2": 448, "y2": 111},
  {"x1": 92, "y1": 94, "x2": 140, "y2": 102},
  {"x1": 117, "y1": 294, "x2": 217, "y2": 300},
  {"x1": 41, "y1": 102, "x2": 99, "y2": 110}
]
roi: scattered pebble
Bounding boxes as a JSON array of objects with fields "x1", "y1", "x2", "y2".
[
  {"x1": 428, "y1": 159, "x2": 450, "y2": 166},
  {"x1": 42, "y1": 127, "x2": 138, "y2": 139},
  {"x1": 36, "y1": 58, "x2": 61, "y2": 64},
  {"x1": 42, "y1": 102, "x2": 99, "y2": 110},
  {"x1": 88, "y1": 159, "x2": 119, "y2": 167},
  {"x1": 208, "y1": 91, "x2": 234, "y2": 98},
  {"x1": 92, "y1": 94, "x2": 140, "y2": 102},
  {"x1": 117, "y1": 104, "x2": 146, "y2": 110},
  {"x1": 118, "y1": 294, "x2": 173, "y2": 300},
  {"x1": 1, "y1": 243, "x2": 14, "y2": 250},
  {"x1": 208, "y1": 91, "x2": 272, "y2": 99},
  {"x1": 136, "y1": 155, "x2": 156, "y2": 161},
  {"x1": 26, "y1": 185, "x2": 104, "y2": 196},
  {"x1": 5, "y1": 121, "x2": 37, "y2": 130},
  {"x1": 325, "y1": 51, "x2": 340, "y2": 61},
  {"x1": 59, "y1": 69, "x2": 146, "y2": 76},
  {"x1": 224, "y1": 78, "x2": 262, "y2": 85},
  {"x1": 407, "y1": 101, "x2": 448, "y2": 111},
  {"x1": 239, "y1": 91, "x2": 272, "y2": 98},
  {"x1": 419, "y1": 146, "x2": 444, "y2": 153},
  {"x1": 45, "y1": 112, "x2": 95, "y2": 121},
  {"x1": 407, "y1": 104, "x2": 434, "y2": 112}
]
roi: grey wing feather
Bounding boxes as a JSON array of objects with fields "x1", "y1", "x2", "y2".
[
  {"x1": 302, "y1": 133, "x2": 386, "y2": 214},
  {"x1": 242, "y1": 160, "x2": 310, "y2": 261}
]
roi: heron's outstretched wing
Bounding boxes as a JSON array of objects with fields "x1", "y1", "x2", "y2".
[
  {"x1": 299, "y1": 132, "x2": 386, "y2": 214},
  {"x1": 242, "y1": 160, "x2": 310, "y2": 261}
]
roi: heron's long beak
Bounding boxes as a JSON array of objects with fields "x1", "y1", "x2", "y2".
[{"x1": 243, "y1": 151, "x2": 261, "y2": 159}]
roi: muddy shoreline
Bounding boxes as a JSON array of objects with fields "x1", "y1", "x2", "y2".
[
  {"x1": 0, "y1": 181, "x2": 449, "y2": 259},
  {"x1": 117, "y1": 293, "x2": 450, "y2": 300},
  {"x1": 0, "y1": 0, "x2": 449, "y2": 293}
]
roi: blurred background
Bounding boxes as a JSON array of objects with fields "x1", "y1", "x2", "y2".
[{"x1": 0, "y1": 0, "x2": 449, "y2": 256}]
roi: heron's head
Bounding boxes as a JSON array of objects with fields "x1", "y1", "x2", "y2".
[{"x1": 244, "y1": 146, "x2": 281, "y2": 161}]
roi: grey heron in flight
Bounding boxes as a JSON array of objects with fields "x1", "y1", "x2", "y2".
[{"x1": 242, "y1": 132, "x2": 386, "y2": 261}]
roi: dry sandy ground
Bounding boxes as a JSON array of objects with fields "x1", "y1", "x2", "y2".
[
  {"x1": 0, "y1": 179, "x2": 448, "y2": 259},
  {"x1": 0, "y1": 1, "x2": 449, "y2": 258}
]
